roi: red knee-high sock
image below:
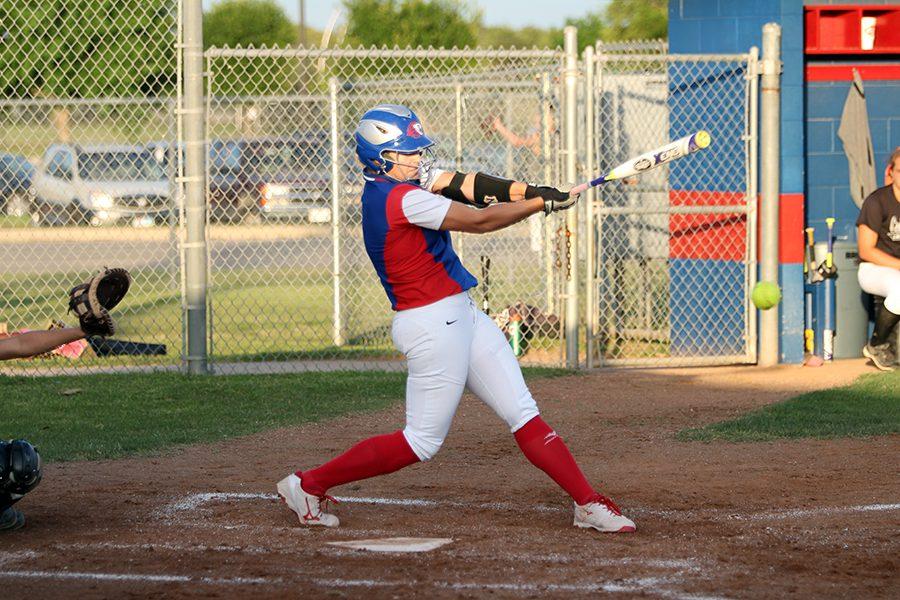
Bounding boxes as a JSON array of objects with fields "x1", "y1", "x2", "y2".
[
  {"x1": 298, "y1": 430, "x2": 419, "y2": 497},
  {"x1": 514, "y1": 416, "x2": 596, "y2": 505}
]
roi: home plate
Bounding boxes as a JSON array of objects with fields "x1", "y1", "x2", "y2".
[{"x1": 327, "y1": 537, "x2": 453, "y2": 553}]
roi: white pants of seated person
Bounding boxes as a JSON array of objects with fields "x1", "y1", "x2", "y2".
[
  {"x1": 858, "y1": 262, "x2": 900, "y2": 315},
  {"x1": 391, "y1": 291, "x2": 540, "y2": 461}
]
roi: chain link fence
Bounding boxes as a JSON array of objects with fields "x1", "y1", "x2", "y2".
[
  {"x1": 204, "y1": 47, "x2": 568, "y2": 372},
  {"x1": 0, "y1": 5, "x2": 759, "y2": 376},
  {"x1": 0, "y1": 1, "x2": 183, "y2": 376},
  {"x1": 585, "y1": 44, "x2": 758, "y2": 366}
]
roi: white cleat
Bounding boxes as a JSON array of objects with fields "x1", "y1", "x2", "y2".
[
  {"x1": 277, "y1": 473, "x2": 340, "y2": 528},
  {"x1": 574, "y1": 494, "x2": 636, "y2": 533}
]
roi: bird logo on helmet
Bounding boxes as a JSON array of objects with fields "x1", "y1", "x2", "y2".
[
  {"x1": 354, "y1": 104, "x2": 435, "y2": 183},
  {"x1": 406, "y1": 121, "x2": 424, "y2": 138}
]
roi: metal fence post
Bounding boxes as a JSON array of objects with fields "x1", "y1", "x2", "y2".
[
  {"x1": 759, "y1": 23, "x2": 782, "y2": 366},
  {"x1": 583, "y1": 44, "x2": 596, "y2": 369},
  {"x1": 563, "y1": 26, "x2": 579, "y2": 368},
  {"x1": 541, "y1": 72, "x2": 555, "y2": 316},
  {"x1": 747, "y1": 46, "x2": 760, "y2": 364},
  {"x1": 182, "y1": 0, "x2": 208, "y2": 374},
  {"x1": 330, "y1": 77, "x2": 344, "y2": 347}
]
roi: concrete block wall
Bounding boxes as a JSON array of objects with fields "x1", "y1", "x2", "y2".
[{"x1": 806, "y1": 79, "x2": 900, "y2": 242}]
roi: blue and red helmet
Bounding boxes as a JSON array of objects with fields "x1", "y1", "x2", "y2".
[{"x1": 354, "y1": 104, "x2": 434, "y2": 174}]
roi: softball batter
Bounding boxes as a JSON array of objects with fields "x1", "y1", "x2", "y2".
[{"x1": 278, "y1": 104, "x2": 635, "y2": 533}]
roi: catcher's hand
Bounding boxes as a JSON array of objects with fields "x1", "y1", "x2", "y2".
[{"x1": 68, "y1": 268, "x2": 132, "y2": 337}]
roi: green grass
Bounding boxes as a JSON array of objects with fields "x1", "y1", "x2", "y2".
[
  {"x1": 678, "y1": 370, "x2": 900, "y2": 442},
  {"x1": 1, "y1": 261, "x2": 564, "y2": 370},
  {"x1": 0, "y1": 109, "x2": 172, "y2": 160},
  {"x1": 0, "y1": 367, "x2": 573, "y2": 462},
  {"x1": 0, "y1": 215, "x2": 31, "y2": 228}
]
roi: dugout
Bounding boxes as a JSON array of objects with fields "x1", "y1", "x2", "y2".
[{"x1": 668, "y1": 0, "x2": 900, "y2": 363}]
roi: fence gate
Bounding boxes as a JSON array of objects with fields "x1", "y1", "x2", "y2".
[{"x1": 585, "y1": 43, "x2": 759, "y2": 367}]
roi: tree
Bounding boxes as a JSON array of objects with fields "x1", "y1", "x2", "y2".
[
  {"x1": 551, "y1": 0, "x2": 667, "y2": 50},
  {"x1": 554, "y1": 12, "x2": 605, "y2": 53},
  {"x1": 477, "y1": 25, "x2": 559, "y2": 49},
  {"x1": 0, "y1": 1, "x2": 175, "y2": 99},
  {"x1": 343, "y1": 0, "x2": 477, "y2": 49},
  {"x1": 603, "y1": 0, "x2": 667, "y2": 42},
  {"x1": 203, "y1": 0, "x2": 297, "y2": 49},
  {"x1": 203, "y1": 0, "x2": 305, "y2": 99}
]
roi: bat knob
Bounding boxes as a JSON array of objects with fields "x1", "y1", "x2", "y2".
[{"x1": 569, "y1": 183, "x2": 588, "y2": 197}]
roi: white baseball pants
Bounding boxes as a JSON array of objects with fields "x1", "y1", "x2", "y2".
[
  {"x1": 858, "y1": 262, "x2": 900, "y2": 315},
  {"x1": 391, "y1": 291, "x2": 540, "y2": 461}
]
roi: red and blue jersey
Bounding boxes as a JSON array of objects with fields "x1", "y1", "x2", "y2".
[{"x1": 361, "y1": 175, "x2": 477, "y2": 311}]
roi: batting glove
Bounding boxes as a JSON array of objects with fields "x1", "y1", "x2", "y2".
[{"x1": 528, "y1": 185, "x2": 579, "y2": 215}]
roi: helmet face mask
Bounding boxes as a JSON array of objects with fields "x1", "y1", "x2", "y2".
[
  {"x1": 381, "y1": 147, "x2": 436, "y2": 185},
  {"x1": 0, "y1": 439, "x2": 42, "y2": 499},
  {"x1": 355, "y1": 104, "x2": 435, "y2": 183}
]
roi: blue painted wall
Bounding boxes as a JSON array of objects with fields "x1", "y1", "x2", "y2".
[
  {"x1": 806, "y1": 80, "x2": 900, "y2": 241},
  {"x1": 669, "y1": 0, "x2": 806, "y2": 197},
  {"x1": 669, "y1": 0, "x2": 807, "y2": 363},
  {"x1": 670, "y1": 260, "x2": 746, "y2": 356},
  {"x1": 666, "y1": 57, "x2": 749, "y2": 357}
]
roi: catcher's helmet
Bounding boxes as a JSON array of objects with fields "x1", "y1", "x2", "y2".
[
  {"x1": 0, "y1": 439, "x2": 42, "y2": 498},
  {"x1": 354, "y1": 104, "x2": 434, "y2": 175}
]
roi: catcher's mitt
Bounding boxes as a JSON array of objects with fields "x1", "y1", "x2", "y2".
[{"x1": 68, "y1": 268, "x2": 131, "y2": 337}]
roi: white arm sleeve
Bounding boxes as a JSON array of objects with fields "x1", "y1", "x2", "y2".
[
  {"x1": 401, "y1": 188, "x2": 452, "y2": 230},
  {"x1": 421, "y1": 167, "x2": 447, "y2": 193}
]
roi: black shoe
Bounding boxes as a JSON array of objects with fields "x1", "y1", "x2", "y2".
[
  {"x1": 0, "y1": 507, "x2": 25, "y2": 532},
  {"x1": 863, "y1": 343, "x2": 896, "y2": 372}
]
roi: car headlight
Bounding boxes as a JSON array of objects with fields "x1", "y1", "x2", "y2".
[
  {"x1": 261, "y1": 183, "x2": 290, "y2": 201},
  {"x1": 88, "y1": 191, "x2": 114, "y2": 210}
]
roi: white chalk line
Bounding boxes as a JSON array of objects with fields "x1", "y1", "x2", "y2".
[
  {"x1": 0, "y1": 570, "x2": 275, "y2": 586},
  {"x1": 19, "y1": 494, "x2": 887, "y2": 596},
  {"x1": 53, "y1": 541, "x2": 273, "y2": 555},
  {"x1": 0, "y1": 569, "x2": 725, "y2": 599},
  {"x1": 443, "y1": 550, "x2": 701, "y2": 572},
  {"x1": 46, "y1": 540, "x2": 702, "y2": 574},
  {"x1": 313, "y1": 575, "x2": 730, "y2": 600},
  {"x1": 163, "y1": 491, "x2": 900, "y2": 523},
  {"x1": 0, "y1": 551, "x2": 39, "y2": 567},
  {"x1": 741, "y1": 503, "x2": 900, "y2": 521},
  {"x1": 162, "y1": 491, "x2": 562, "y2": 516},
  {"x1": 0, "y1": 544, "x2": 724, "y2": 599}
]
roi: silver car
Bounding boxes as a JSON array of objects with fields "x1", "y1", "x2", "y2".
[{"x1": 30, "y1": 143, "x2": 170, "y2": 226}]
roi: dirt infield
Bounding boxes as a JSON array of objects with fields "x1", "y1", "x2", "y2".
[{"x1": 2, "y1": 360, "x2": 898, "y2": 599}]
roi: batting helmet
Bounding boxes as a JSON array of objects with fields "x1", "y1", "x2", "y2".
[
  {"x1": 354, "y1": 104, "x2": 434, "y2": 177},
  {"x1": 0, "y1": 439, "x2": 42, "y2": 498}
]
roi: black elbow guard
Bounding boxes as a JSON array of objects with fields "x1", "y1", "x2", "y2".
[
  {"x1": 473, "y1": 172, "x2": 513, "y2": 206},
  {"x1": 440, "y1": 171, "x2": 469, "y2": 204}
]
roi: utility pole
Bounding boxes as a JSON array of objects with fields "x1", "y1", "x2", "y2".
[{"x1": 299, "y1": 0, "x2": 307, "y2": 46}]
